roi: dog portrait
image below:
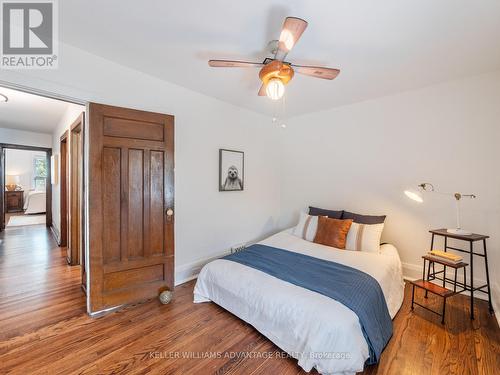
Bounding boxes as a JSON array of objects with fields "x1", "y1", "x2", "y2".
[{"x1": 219, "y1": 149, "x2": 244, "y2": 191}]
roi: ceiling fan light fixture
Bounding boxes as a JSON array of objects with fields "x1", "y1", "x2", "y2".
[
  {"x1": 266, "y1": 78, "x2": 285, "y2": 100},
  {"x1": 208, "y1": 17, "x2": 339, "y2": 99}
]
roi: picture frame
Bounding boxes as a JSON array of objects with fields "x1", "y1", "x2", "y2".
[{"x1": 219, "y1": 149, "x2": 244, "y2": 191}]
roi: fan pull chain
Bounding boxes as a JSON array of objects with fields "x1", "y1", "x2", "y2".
[
  {"x1": 271, "y1": 93, "x2": 286, "y2": 128},
  {"x1": 272, "y1": 97, "x2": 278, "y2": 124},
  {"x1": 280, "y1": 94, "x2": 287, "y2": 128}
]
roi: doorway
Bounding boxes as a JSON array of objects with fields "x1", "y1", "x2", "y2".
[
  {"x1": 0, "y1": 83, "x2": 176, "y2": 316},
  {"x1": 0, "y1": 84, "x2": 87, "y2": 322},
  {"x1": 0, "y1": 144, "x2": 52, "y2": 231}
]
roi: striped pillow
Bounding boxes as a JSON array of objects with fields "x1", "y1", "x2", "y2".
[
  {"x1": 345, "y1": 222, "x2": 385, "y2": 253},
  {"x1": 293, "y1": 212, "x2": 322, "y2": 242}
]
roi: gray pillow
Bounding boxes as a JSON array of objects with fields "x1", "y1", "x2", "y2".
[
  {"x1": 342, "y1": 210, "x2": 386, "y2": 224},
  {"x1": 308, "y1": 206, "x2": 343, "y2": 219}
]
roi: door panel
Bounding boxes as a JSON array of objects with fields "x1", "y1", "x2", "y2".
[
  {"x1": 102, "y1": 147, "x2": 121, "y2": 263},
  {"x1": 128, "y1": 148, "x2": 144, "y2": 259},
  {"x1": 150, "y1": 150, "x2": 165, "y2": 255},
  {"x1": 88, "y1": 103, "x2": 174, "y2": 313}
]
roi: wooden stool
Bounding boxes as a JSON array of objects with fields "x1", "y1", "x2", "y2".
[
  {"x1": 410, "y1": 255, "x2": 468, "y2": 324},
  {"x1": 410, "y1": 280, "x2": 455, "y2": 324}
]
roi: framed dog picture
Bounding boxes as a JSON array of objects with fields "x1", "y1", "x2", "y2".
[{"x1": 219, "y1": 149, "x2": 244, "y2": 191}]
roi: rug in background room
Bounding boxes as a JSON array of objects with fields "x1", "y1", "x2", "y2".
[{"x1": 7, "y1": 215, "x2": 46, "y2": 227}]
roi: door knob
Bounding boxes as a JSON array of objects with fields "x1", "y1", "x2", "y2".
[{"x1": 166, "y1": 208, "x2": 174, "y2": 221}]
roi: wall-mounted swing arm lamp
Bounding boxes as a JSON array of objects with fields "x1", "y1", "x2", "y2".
[{"x1": 404, "y1": 182, "x2": 476, "y2": 235}]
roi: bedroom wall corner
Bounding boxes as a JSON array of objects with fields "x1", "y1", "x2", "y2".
[{"x1": 277, "y1": 70, "x2": 500, "y2": 294}]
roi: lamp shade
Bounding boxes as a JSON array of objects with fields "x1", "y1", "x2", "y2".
[
  {"x1": 6, "y1": 175, "x2": 20, "y2": 185},
  {"x1": 404, "y1": 190, "x2": 423, "y2": 203}
]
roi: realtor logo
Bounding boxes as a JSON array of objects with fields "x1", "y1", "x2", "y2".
[{"x1": 1, "y1": 0, "x2": 58, "y2": 69}]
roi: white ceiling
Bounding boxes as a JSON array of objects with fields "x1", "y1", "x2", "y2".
[
  {"x1": 0, "y1": 87, "x2": 72, "y2": 133},
  {"x1": 60, "y1": 0, "x2": 500, "y2": 117}
]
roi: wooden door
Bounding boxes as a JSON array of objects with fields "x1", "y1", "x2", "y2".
[
  {"x1": 88, "y1": 103, "x2": 174, "y2": 314},
  {"x1": 69, "y1": 115, "x2": 84, "y2": 266}
]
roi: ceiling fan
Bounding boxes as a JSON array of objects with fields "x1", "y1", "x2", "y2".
[{"x1": 208, "y1": 17, "x2": 340, "y2": 100}]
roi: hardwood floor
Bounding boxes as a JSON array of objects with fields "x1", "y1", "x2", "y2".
[{"x1": 0, "y1": 225, "x2": 499, "y2": 374}]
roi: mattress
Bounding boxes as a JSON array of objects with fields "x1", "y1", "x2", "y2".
[
  {"x1": 23, "y1": 191, "x2": 46, "y2": 214},
  {"x1": 193, "y1": 229, "x2": 405, "y2": 375}
]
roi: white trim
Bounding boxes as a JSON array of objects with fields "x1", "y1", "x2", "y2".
[
  {"x1": 491, "y1": 283, "x2": 500, "y2": 326},
  {"x1": 402, "y1": 262, "x2": 422, "y2": 281},
  {"x1": 175, "y1": 240, "x2": 257, "y2": 286},
  {"x1": 175, "y1": 250, "x2": 230, "y2": 286},
  {"x1": 0, "y1": 80, "x2": 86, "y2": 105},
  {"x1": 88, "y1": 304, "x2": 124, "y2": 318}
]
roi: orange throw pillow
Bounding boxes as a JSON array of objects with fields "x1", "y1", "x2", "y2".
[{"x1": 313, "y1": 217, "x2": 353, "y2": 249}]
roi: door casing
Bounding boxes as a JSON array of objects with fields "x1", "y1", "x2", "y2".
[
  {"x1": 59, "y1": 131, "x2": 69, "y2": 247},
  {"x1": 68, "y1": 114, "x2": 85, "y2": 266},
  {"x1": 0, "y1": 143, "x2": 52, "y2": 231}
]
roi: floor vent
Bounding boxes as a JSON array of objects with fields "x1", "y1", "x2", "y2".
[{"x1": 230, "y1": 243, "x2": 247, "y2": 253}]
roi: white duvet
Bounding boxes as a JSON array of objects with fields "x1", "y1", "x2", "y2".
[
  {"x1": 193, "y1": 229, "x2": 404, "y2": 375},
  {"x1": 23, "y1": 191, "x2": 46, "y2": 214}
]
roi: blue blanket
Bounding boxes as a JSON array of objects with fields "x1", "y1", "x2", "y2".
[{"x1": 222, "y1": 244, "x2": 392, "y2": 365}]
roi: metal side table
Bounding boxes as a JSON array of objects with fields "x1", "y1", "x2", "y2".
[{"x1": 429, "y1": 229, "x2": 494, "y2": 319}]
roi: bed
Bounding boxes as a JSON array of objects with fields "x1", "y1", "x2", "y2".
[
  {"x1": 194, "y1": 228, "x2": 404, "y2": 375},
  {"x1": 23, "y1": 191, "x2": 46, "y2": 214}
]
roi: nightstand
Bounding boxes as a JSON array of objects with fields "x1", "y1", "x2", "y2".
[{"x1": 5, "y1": 190, "x2": 24, "y2": 213}]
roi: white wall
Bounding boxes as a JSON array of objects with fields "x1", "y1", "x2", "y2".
[
  {"x1": 0, "y1": 42, "x2": 282, "y2": 294},
  {"x1": 278, "y1": 71, "x2": 500, "y2": 311},
  {"x1": 50, "y1": 103, "x2": 85, "y2": 237},
  {"x1": 5, "y1": 149, "x2": 47, "y2": 198},
  {"x1": 0, "y1": 127, "x2": 52, "y2": 148}
]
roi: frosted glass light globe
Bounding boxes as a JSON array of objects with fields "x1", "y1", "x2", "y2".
[{"x1": 266, "y1": 78, "x2": 285, "y2": 100}]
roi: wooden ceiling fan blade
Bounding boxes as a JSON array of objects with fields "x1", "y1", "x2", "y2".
[
  {"x1": 275, "y1": 17, "x2": 308, "y2": 61},
  {"x1": 292, "y1": 65, "x2": 340, "y2": 80},
  {"x1": 208, "y1": 60, "x2": 264, "y2": 68},
  {"x1": 258, "y1": 84, "x2": 267, "y2": 96}
]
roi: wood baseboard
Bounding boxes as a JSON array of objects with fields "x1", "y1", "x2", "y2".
[{"x1": 50, "y1": 225, "x2": 61, "y2": 246}]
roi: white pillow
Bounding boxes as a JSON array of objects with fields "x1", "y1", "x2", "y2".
[
  {"x1": 345, "y1": 222, "x2": 384, "y2": 253},
  {"x1": 293, "y1": 212, "x2": 321, "y2": 242}
]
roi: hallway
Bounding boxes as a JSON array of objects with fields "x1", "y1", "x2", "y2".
[{"x1": 0, "y1": 225, "x2": 85, "y2": 339}]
